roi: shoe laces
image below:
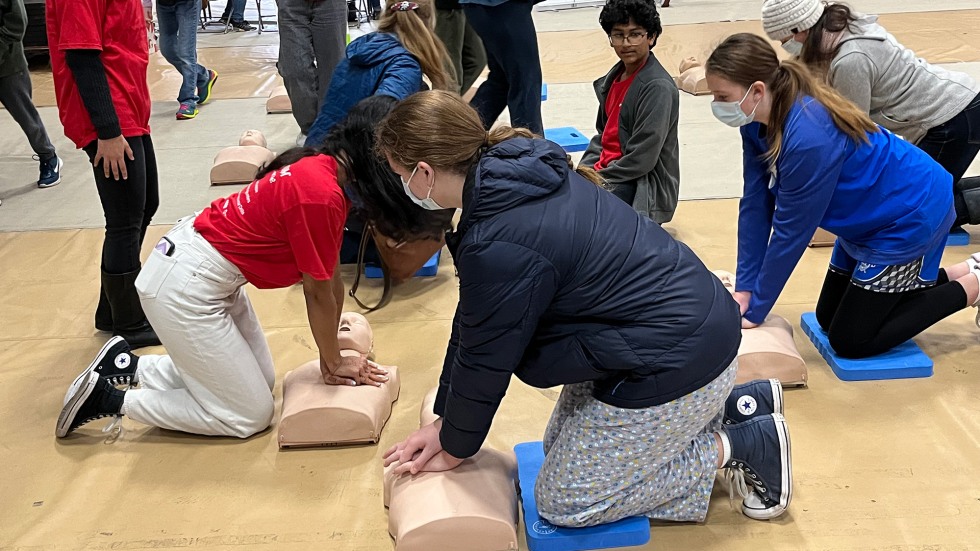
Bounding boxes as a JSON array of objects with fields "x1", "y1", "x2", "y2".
[
  {"x1": 725, "y1": 460, "x2": 767, "y2": 509},
  {"x1": 105, "y1": 374, "x2": 134, "y2": 387},
  {"x1": 102, "y1": 415, "x2": 125, "y2": 444},
  {"x1": 726, "y1": 468, "x2": 750, "y2": 510}
]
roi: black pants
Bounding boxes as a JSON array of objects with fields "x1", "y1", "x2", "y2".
[
  {"x1": 917, "y1": 92, "x2": 980, "y2": 184},
  {"x1": 814, "y1": 268, "x2": 966, "y2": 358},
  {"x1": 607, "y1": 182, "x2": 637, "y2": 206},
  {"x1": 83, "y1": 135, "x2": 160, "y2": 274},
  {"x1": 463, "y1": 0, "x2": 543, "y2": 135}
]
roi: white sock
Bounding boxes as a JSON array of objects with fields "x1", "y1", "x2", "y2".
[
  {"x1": 717, "y1": 431, "x2": 733, "y2": 465},
  {"x1": 966, "y1": 253, "x2": 980, "y2": 271}
]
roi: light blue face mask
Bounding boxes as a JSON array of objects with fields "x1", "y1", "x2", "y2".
[
  {"x1": 782, "y1": 38, "x2": 804, "y2": 56},
  {"x1": 401, "y1": 164, "x2": 444, "y2": 210},
  {"x1": 710, "y1": 87, "x2": 759, "y2": 128}
]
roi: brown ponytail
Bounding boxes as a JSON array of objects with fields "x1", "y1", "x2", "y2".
[
  {"x1": 706, "y1": 33, "x2": 877, "y2": 163},
  {"x1": 377, "y1": 90, "x2": 604, "y2": 186},
  {"x1": 377, "y1": 0, "x2": 456, "y2": 91}
]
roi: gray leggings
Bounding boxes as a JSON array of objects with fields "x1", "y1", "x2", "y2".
[{"x1": 534, "y1": 360, "x2": 736, "y2": 527}]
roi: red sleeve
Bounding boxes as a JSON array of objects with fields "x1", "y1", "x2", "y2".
[
  {"x1": 279, "y1": 158, "x2": 348, "y2": 281},
  {"x1": 57, "y1": 0, "x2": 106, "y2": 50}
]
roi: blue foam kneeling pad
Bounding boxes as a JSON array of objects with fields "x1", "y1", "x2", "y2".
[
  {"x1": 544, "y1": 127, "x2": 590, "y2": 153},
  {"x1": 542, "y1": 83, "x2": 549, "y2": 101},
  {"x1": 800, "y1": 312, "x2": 933, "y2": 381},
  {"x1": 946, "y1": 227, "x2": 970, "y2": 247},
  {"x1": 364, "y1": 251, "x2": 439, "y2": 279},
  {"x1": 514, "y1": 442, "x2": 651, "y2": 551}
]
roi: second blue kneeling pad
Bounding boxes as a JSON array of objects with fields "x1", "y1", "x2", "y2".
[
  {"x1": 514, "y1": 441, "x2": 651, "y2": 551},
  {"x1": 800, "y1": 312, "x2": 933, "y2": 381}
]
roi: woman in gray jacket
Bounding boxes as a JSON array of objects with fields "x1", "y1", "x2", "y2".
[{"x1": 762, "y1": 0, "x2": 980, "y2": 227}]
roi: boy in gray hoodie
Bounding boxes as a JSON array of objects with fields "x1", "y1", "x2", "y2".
[{"x1": 580, "y1": 0, "x2": 680, "y2": 224}]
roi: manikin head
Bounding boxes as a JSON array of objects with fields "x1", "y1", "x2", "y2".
[
  {"x1": 239, "y1": 130, "x2": 268, "y2": 148},
  {"x1": 338, "y1": 312, "x2": 373, "y2": 354}
]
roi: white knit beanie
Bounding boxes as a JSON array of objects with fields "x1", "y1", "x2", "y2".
[{"x1": 762, "y1": 0, "x2": 825, "y2": 41}]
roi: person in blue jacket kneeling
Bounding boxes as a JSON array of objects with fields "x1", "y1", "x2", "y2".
[
  {"x1": 705, "y1": 34, "x2": 980, "y2": 359},
  {"x1": 376, "y1": 90, "x2": 795, "y2": 525},
  {"x1": 304, "y1": 0, "x2": 453, "y2": 147}
]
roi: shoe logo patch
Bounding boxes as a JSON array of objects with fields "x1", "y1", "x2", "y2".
[
  {"x1": 737, "y1": 396, "x2": 758, "y2": 416},
  {"x1": 114, "y1": 354, "x2": 131, "y2": 369}
]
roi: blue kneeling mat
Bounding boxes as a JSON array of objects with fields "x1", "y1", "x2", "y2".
[
  {"x1": 514, "y1": 442, "x2": 651, "y2": 551},
  {"x1": 544, "y1": 127, "x2": 591, "y2": 153},
  {"x1": 364, "y1": 251, "x2": 440, "y2": 279},
  {"x1": 800, "y1": 312, "x2": 933, "y2": 381},
  {"x1": 947, "y1": 227, "x2": 970, "y2": 247},
  {"x1": 542, "y1": 83, "x2": 549, "y2": 101}
]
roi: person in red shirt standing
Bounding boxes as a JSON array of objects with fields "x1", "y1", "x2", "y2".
[
  {"x1": 46, "y1": 0, "x2": 160, "y2": 347},
  {"x1": 55, "y1": 97, "x2": 419, "y2": 439},
  {"x1": 579, "y1": 0, "x2": 680, "y2": 224}
]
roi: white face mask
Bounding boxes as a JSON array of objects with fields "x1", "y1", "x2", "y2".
[
  {"x1": 401, "y1": 164, "x2": 444, "y2": 210},
  {"x1": 782, "y1": 38, "x2": 804, "y2": 56},
  {"x1": 711, "y1": 87, "x2": 759, "y2": 128}
]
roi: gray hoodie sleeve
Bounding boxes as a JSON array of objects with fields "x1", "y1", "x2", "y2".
[{"x1": 829, "y1": 51, "x2": 877, "y2": 113}]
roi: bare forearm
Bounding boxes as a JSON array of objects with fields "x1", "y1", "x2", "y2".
[
  {"x1": 331, "y1": 272, "x2": 345, "y2": 325},
  {"x1": 305, "y1": 285, "x2": 342, "y2": 373}
]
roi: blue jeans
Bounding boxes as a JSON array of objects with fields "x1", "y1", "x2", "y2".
[
  {"x1": 463, "y1": 0, "x2": 543, "y2": 135},
  {"x1": 221, "y1": 0, "x2": 247, "y2": 22},
  {"x1": 158, "y1": 0, "x2": 210, "y2": 106}
]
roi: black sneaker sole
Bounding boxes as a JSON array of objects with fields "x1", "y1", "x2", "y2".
[
  {"x1": 57, "y1": 371, "x2": 99, "y2": 437},
  {"x1": 64, "y1": 336, "x2": 125, "y2": 406}
]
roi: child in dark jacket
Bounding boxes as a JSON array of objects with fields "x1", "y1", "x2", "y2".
[
  {"x1": 305, "y1": 0, "x2": 453, "y2": 147},
  {"x1": 373, "y1": 90, "x2": 795, "y2": 526},
  {"x1": 706, "y1": 34, "x2": 980, "y2": 359}
]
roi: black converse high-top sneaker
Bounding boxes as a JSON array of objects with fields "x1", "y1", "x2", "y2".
[
  {"x1": 64, "y1": 337, "x2": 139, "y2": 406},
  {"x1": 722, "y1": 413, "x2": 793, "y2": 520},
  {"x1": 57, "y1": 371, "x2": 126, "y2": 438}
]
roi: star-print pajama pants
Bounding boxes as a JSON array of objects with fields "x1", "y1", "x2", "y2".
[{"x1": 534, "y1": 359, "x2": 737, "y2": 527}]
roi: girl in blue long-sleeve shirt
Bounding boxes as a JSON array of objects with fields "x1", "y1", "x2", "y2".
[{"x1": 704, "y1": 33, "x2": 980, "y2": 359}]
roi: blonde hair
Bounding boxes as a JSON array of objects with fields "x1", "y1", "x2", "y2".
[
  {"x1": 377, "y1": 0, "x2": 455, "y2": 92},
  {"x1": 376, "y1": 90, "x2": 603, "y2": 186},
  {"x1": 706, "y1": 33, "x2": 877, "y2": 163}
]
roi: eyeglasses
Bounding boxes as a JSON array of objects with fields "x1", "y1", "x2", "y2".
[{"x1": 608, "y1": 31, "x2": 649, "y2": 46}]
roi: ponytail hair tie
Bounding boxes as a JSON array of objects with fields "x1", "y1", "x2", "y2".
[
  {"x1": 485, "y1": 131, "x2": 491, "y2": 146},
  {"x1": 390, "y1": 1, "x2": 419, "y2": 11}
]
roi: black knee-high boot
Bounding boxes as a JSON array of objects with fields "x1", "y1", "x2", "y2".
[
  {"x1": 101, "y1": 269, "x2": 161, "y2": 348},
  {"x1": 954, "y1": 176, "x2": 980, "y2": 227},
  {"x1": 95, "y1": 284, "x2": 112, "y2": 332}
]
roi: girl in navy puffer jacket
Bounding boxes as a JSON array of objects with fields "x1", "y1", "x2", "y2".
[{"x1": 373, "y1": 91, "x2": 796, "y2": 527}]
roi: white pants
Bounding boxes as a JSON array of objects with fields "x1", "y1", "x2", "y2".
[{"x1": 130, "y1": 215, "x2": 276, "y2": 437}]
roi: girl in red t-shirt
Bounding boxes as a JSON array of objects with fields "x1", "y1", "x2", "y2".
[{"x1": 57, "y1": 97, "x2": 439, "y2": 439}]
